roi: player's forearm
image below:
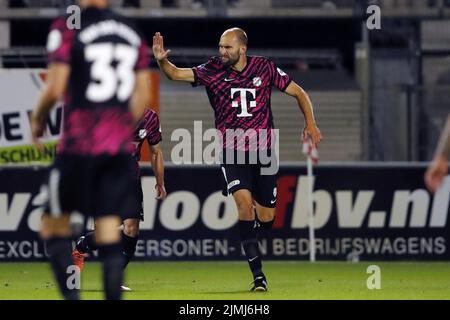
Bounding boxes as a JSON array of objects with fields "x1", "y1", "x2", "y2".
[
  {"x1": 31, "y1": 90, "x2": 58, "y2": 122},
  {"x1": 157, "y1": 58, "x2": 179, "y2": 81},
  {"x1": 295, "y1": 89, "x2": 317, "y2": 127},
  {"x1": 435, "y1": 114, "x2": 450, "y2": 159},
  {"x1": 151, "y1": 150, "x2": 165, "y2": 186}
]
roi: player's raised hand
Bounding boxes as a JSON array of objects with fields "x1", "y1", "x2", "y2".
[
  {"x1": 152, "y1": 32, "x2": 171, "y2": 62},
  {"x1": 303, "y1": 124, "x2": 322, "y2": 148},
  {"x1": 155, "y1": 184, "x2": 167, "y2": 200}
]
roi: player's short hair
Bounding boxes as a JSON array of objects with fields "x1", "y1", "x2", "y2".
[{"x1": 224, "y1": 27, "x2": 248, "y2": 46}]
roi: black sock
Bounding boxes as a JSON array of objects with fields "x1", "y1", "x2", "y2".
[
  {"x1": 46, "y1": 237, "x2": 80, "y2": 300},
  {"x1": 122, "y1": 233, "x2": 138, "y2": 270},
  {"x1": 260, "y1": 219, "x2": 274, "y2": 230},
  {"x1": 238, "y1": 220, "x2": 264, "y2": 279},
  {"x1": 98, "y1": 243, "x2": 125, "y2": 300},
  {"x1": 258, "y1": 218, "x2": 275, "y2": 237},
  {"x1": 75, "y1": 231, "x2": 97, "y2": 254}
]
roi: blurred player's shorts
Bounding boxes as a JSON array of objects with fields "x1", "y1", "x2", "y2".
[{"x1": 41, "y1": 154, "x2": 141, "y2": 219}]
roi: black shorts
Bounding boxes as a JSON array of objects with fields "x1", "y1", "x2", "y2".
[
  {"x1": 220, "y1": 163, "x2": 278, "y2": 208},
  {"x1": 42, "y1": 154, "x2": 141, "y2": 219},
  {"x1": 121, "y1": 178, "x2": 144, "y2": 221}
]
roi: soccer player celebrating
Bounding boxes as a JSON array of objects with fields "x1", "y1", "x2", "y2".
[
  {"x1": 72, "y1": 108, "x2": 166, "y2": 292},
  {"x1": 31, "y1": 0, "x2": 150, "y2": 300},
  {"x1": 152, "y1": 28, "x2": 322, "y2": 291}
]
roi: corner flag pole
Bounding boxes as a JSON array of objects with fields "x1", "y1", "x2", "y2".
[{"x1": 303, "y1": 136, "x2": 318, "y2": 262}]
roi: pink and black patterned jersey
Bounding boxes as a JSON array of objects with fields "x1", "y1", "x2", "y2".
[
  {"x1": 47, "y1": 7, "x2": 149, "y2": 156},
  {"x1": 131, "y1": 108, "x2": 162, "y2": 177},
  {"x1": 192, "y1": 56, "x2": 292, "y2": 151}
]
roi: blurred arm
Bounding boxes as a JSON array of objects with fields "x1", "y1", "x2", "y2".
[
  {"x1": 424, "y1": 114, "x2": 450, "y2": 193},
  {"x1": 32, "y1": 63, "x2": 70, "y2": 123},
  {"x1": 31, "y1": 63, "x2": 70, "y2": 150},
  {"x1": 130, "y1": 70, "x2": 150, "y2": 122},
  {"x1": 435, "y1": 114, "x2": 450, "y2": 159}
]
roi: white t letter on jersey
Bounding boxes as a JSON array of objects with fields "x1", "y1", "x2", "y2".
[{"x1": 231, "y1": 88, "x2": 256, "y2": 117}]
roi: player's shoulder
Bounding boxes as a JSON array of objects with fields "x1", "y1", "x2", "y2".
[
  {"x1": 82, "y1": 7, "x2": 141, "y2": 33},
  {"x1": 106, "y1": 8, "x2": 139, "y2": 30},
  {"x1": 49, "y1": 15, "x2": 71, "y2": 32},
  {"x1": 110, "y1": 9, "x2": 146, "y2": 42},
  {"x1": 47, "y1": 15, "x2": 76, "y2": 54},
  {"x1": 78, "y1": 8, "x2": 145, "y2": 47},
  {"x1": 204, "y1": 56, "x2": 224, "y2": 68},
  {"x1": 194, "y1": 56, "x2": 223, "y2": 75},
  {"x1": 249, "y1": 55, "x2": 274, "y2": 66},
  {"x1": 143, "y1": 108, "x2": 160, "y2": 121}
]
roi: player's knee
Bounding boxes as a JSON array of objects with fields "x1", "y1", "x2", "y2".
[
  {"x1": 123, "y1": 220, "x2": 139, "y2": 238},
  {"x1": 95, "y1": 216, "x2": 122, "y2": 244},
  {"x1": 40, "y1": 214, "x2": 71, "y2": 240},
  {"x1": 236, "y1": 202, "x2": 254, "y2": 220},
  {"x1": 122, "y1": 231, "x2": 139, "y2": 258},
  {"x1": 257, "y1": 210, "x2": 276, "y2": 222}
]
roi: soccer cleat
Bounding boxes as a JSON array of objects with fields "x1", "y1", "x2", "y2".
[
  {"x1": 71, "y1": 249, "x2": 86, "y2": 272},
  {"x1": 250, "y1": 276, "x2": 268, "y2": 292},
  {"x1": 120, "y1": 285, "x2": 132, "y2": 292}
]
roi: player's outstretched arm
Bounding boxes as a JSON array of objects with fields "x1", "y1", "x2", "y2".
[
  {"x1": 130, "y1": 70, "x2": 150, "y2": 122},
  {"x1": 149, "y1": 143, "x2": 167, "y2": 199},
  {"x1": 284, "y1": 81, "x2": 322, "y2": 147},
  {"x1": 152, "y1": 32, "x2": 194, "y2": 82},
  {"x1": 31, "y1": 62, "x2": 70, "y2": 151}
]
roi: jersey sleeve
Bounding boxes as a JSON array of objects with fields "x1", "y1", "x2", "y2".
[
  {"x1": 46, "y1": 17, "x2": 75, "y2": 65},
  {"x1": 268, "y1": 60, "x2": 292, "y2": 92},
  {"x1": 191, "y1": 57, "x2": 220, "y2": 87},
  {"x1": 135, "y1": 39, "x2": 150, "y2": 71},
  {"x1": 145, "y1": 112, "x2": 162, "y2": 145}
]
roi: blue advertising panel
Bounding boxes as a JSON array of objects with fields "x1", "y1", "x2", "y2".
[{"x1": 0, "y1": 164, "x2": 448, "y2": 261}]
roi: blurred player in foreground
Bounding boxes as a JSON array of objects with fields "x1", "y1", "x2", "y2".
[
  {"x1": 425, "y1": 114, "x2": 450, "y2": 193},
  {"x1": 31, "y1": 0, "x2": 150, "y2": 299},
  {"x1": 152, "y1": 28, "x2": 321, "y2": 291},
  {"x1": 72, "y1": 108, "x2": 166, "y2": 292}
]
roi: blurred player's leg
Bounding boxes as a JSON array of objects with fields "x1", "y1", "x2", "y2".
[
  {"x1": 95, "y1": 216, "x2": 125, "y2": 300},
  {"x1": 233, "y1": 189, "x2": 267, "y2": 291},
  {"x1": 41, "y1": 214, "x2": 79, "y2": 300},
  {"x1": 74, "y1": 225, "x2": 138, "y2": 268},
  {"x1": 122, "y1": 218, "x2": 139, "y2": 269},
  {"x1": 72, "y1": 217, "x2": 139, "y2": 292},
  {"x1": 72, "y1": 231, "x2": 97, "y2": 271},
  {"x1": 120, "y1": 218, "x2": 140, "y2": 292}
]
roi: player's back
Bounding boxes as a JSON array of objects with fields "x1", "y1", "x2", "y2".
[{"x1": 47, "y1": 6, "x2": 149, "y2": 156}]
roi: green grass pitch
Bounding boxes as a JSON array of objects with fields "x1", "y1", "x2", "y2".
[{"x1": 0, "y1": 261, "x2": 449, "y2": 300}]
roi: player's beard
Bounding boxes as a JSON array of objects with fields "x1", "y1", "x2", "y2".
[{"x1": 221, "y1": 53, "x2": 240, "y2": 67}]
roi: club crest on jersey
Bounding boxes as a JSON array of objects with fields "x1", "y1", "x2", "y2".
[
  {"x1": 46, "y1": 29, "x2": 62, "y2": 53},
  {"x1": 253, "y1": 77, "x2": 262, "y2": 87},
  {"x1": 277, "y1": 67, "x2": 287, "y2": 76},
  {"x1": 139, "y1": 129, "x2": 147, "y2": 139}
]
